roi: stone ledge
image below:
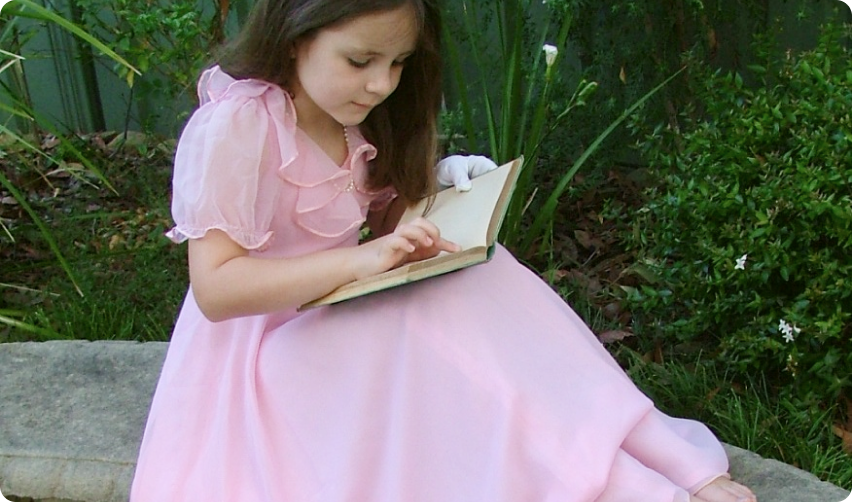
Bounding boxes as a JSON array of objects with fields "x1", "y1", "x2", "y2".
[
  {"x1": 1, "y1": 340, "x2": 849, "y2": 502},
  {"x1": 0, "y1": 454, "x2": 132, "y2": 502},
  {"x1": 0, "y1": 341, "x2": 166, "y2": 502},
  {"x1": 723, "y1": 444, "x2": 849, "y2": 502}
]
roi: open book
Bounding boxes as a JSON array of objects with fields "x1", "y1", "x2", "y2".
[{"x1": 300, "y1": 157, "x2": 523, "y2": 310}]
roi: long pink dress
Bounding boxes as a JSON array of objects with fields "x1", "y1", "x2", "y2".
[{"x1": 130, "y1": 66, "x2": 729, "y2": 501}]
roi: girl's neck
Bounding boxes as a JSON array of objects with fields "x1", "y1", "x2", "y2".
[
  {"x1": 297, "y1": 116, "x2": 350, "y2": 167},
  {"x1": 289, "y1": 85, "x2": 350, "y2": 166}
]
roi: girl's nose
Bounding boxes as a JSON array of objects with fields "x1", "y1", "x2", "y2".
[{"x1": 365, "y1": 67, "x2": 399, "y2": 96}]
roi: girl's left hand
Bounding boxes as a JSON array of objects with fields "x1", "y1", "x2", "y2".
[{"x1": 436, "y1": 155, "x2": 499, "y2": 192}]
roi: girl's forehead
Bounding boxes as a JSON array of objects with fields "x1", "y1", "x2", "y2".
[{"x1": 322, "y1": 5, "x2": 419, "y2": 53}]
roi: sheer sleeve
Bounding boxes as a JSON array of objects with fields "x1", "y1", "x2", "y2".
[{"x1": 165, "y1": 82, "x2": 282, "y2": 251}]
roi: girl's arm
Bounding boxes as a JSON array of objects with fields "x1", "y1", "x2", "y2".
[{"x1": 188, "y1": 216, "x2": 458, "y2": 322}]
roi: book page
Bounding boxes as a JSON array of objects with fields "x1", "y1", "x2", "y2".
[{"x1": 399, "y1": 162, "x2": 514, "y2": 251}]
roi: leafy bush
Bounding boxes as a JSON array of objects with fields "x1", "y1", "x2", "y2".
[{"x1": 628, "y1": 22, "x2": 852, "y2": 411}]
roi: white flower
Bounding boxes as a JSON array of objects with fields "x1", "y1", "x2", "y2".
[
  {"x1": 543, "y1": 44, "x2": 558, "y2": 68},
  {"x1": 735, "y1": 254, "x2": 747, "y2": 270},
  {"x1": 778, "y1": 319, "x2": 800, "y2": 343}
]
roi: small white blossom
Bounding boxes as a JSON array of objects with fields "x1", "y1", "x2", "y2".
[
  {"x1": 778, "y1": 319, "x2": 800, "y2": 343},
  {"x1": 543, "y1": 44, "x2": 558, "y2": 68},
  {"x1": 735, "y1": 254, "x2": 747, "y2": 270}
]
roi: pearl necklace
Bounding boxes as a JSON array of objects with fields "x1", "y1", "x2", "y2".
[{"x1": 342, "y1": 125, "x2": 354, "y2": 193}]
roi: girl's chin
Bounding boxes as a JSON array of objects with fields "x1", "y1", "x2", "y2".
[
  {"x1": 337, "y1": 104, "x2": 375, "y2": 124},
  {"x1": 336, "y1": 114, "x2": 370, "y2": 127}
]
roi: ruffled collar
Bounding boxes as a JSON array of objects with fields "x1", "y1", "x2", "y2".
[{"x1": 199, "y1": 66, "x2": 393, "y2": 239}]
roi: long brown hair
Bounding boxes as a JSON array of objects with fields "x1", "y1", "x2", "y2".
[{"x1": 216, "y1": 0, "x2": 442, "y2": 205}]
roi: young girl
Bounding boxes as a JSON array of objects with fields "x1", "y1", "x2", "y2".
[{"x1": 131, "y1": 1, "x2": 757, "y2": 501}]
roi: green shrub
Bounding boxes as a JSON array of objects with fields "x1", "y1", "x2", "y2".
[{"x1": 629, "y1": 23, "x2": 852, "y2": 411}]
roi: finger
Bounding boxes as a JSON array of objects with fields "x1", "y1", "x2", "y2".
[
  {"x1": 434, "y1": 237, "x2": 461, "y2": 253},
  {"x1": 468, "y1": 155, "x2": 499, "y2": 177},
  {"x1": 452, "y1": 171, "x2": 472, "y2": 192},
  {"x1": 395, "y1": 221, "x2": 435, "y2": 248},
  {"x1": 447, "y1": 163, "x2": 472, "y2": 191},
  {"x1": 385, "y1": 235, "x2": 416, "y2": 254},
  {"x1": 400, "y1": 218, "x2": 459, "y2": 253}
]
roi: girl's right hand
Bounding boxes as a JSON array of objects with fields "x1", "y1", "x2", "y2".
[
  {"x1": 187, "y1": 218, "x2": 459, "y2": 321},
  {"x1": 354, "y1": 217, "x2": 461, "y2": 279}
]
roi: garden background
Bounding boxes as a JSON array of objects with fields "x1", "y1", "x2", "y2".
[{"x1": 1, "y1": 0, "x2": 851, "y2": 490}]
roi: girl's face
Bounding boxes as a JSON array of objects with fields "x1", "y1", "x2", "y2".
[{"x1": 292, "y1": 5, "x2": 419, "y2": 130}]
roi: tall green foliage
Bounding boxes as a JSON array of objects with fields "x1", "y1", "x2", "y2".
[
  {"x1": 443, "y1": 0, "x2": 585, "y2": 254},
  {"x1": 443, "y1": 0, "x2": 680, "y2": 257},
  {"x1": 1, "y1": 0, "x2": 139, "y2": 333}
]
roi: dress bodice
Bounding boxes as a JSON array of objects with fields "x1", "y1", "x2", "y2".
[{"x1": 166, "y1": 65, "x2": 396, "y2": 258}]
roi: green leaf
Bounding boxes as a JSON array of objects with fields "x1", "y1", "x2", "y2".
[{"x1": 772, "y1": 105, "x2": 783, "y2": 119}]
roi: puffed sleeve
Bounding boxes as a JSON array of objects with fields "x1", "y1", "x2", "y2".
[{"x1": 165, "y1": 85, "x2": 281, "y2": 251}]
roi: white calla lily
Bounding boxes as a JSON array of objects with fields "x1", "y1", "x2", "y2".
[{"x1": 543, "y1": 44, "x2": 558, "y2": 68}]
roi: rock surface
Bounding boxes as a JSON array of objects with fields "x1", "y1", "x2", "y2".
[{"x1": 0, "y1": 340, "x2": 849, "y2": 502}]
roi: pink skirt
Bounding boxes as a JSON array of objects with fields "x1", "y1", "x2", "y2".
[{"x1": 131, "y1": 246, "x2": 727, "y2": 501}]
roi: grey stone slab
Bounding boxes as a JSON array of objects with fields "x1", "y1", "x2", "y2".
[
  {"x1": 0, "y1": 340, "x2": 850, "y2": 502},
  {"x1": 724, "y1": 443, "x2": 850, "y2": 502},
  {"x1": 0, "y1": 341, "x2": 167, "y2": 502}
]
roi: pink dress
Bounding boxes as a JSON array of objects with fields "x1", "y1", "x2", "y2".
[{"x1": 130, "y1": 67, "x2": 729, "y2": 502}]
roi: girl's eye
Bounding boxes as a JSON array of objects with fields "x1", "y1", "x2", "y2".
[
  {"x1": 348, "y1": 59, "x2": 370, "y2": 69},
  {"x1": 392, "y1": 59, "x2": 407, "y2": 67}
]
